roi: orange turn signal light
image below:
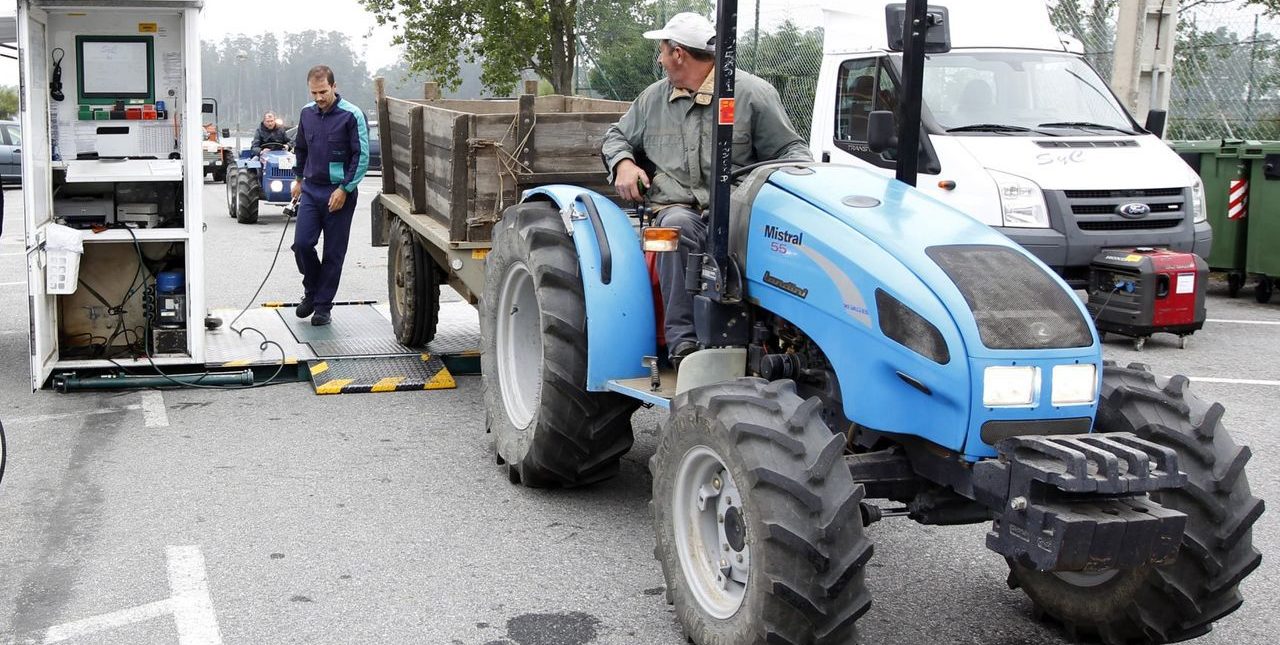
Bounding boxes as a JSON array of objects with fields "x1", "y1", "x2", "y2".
[
  {"x1": 938, "y1": 180, "x2": 957, "y2": 191},
  {"x1": 643, "y1": 227, "x2": 681, "y2": 252}
]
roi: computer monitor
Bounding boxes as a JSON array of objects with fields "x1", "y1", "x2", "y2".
[{"x1": 76, "y1": 35, "x2": 155, "y2": 103}]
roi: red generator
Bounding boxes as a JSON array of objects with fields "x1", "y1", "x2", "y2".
[{"x1": 1086, "y1": 248, "x2": 1208, "y2": 350}]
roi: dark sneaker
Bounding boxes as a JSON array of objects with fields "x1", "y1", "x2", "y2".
[
  {"x1": 295, "y1": 297, "x2": 314, "y2": 318},
  {"x1": 671, "y1": 340, "x2": 698, "y2": 367},
  {"x1": 311, "y1": 311, "x2": 331, "y2": 326}
]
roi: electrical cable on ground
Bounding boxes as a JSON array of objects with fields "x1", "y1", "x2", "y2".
[{"x1": 107, "y1": 208, "x2": 297, "y2": 390}]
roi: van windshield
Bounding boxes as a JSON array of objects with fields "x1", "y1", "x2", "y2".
[{"x1": 920, "y1": 51, "x2": 1136, "y2": 135}]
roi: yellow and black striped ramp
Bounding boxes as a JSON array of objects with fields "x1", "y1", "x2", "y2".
[{"x1": 308, "y1": 354, "x2": 456, "y2": 395}]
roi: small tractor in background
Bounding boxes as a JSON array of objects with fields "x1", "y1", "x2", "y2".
[
  {"x1": 225, "y1": 142, "x2": 295, "y2": 224},
  {"x1": 200, "y1": 98, "x2": 233, "y2": 183}
]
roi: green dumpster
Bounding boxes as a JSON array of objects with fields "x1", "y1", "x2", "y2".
[
  {"x1": 1240, "y1": 141, "x2": 1280, "y2": 303},
  {"x1": 1172, "y1": 140, "x2": 1250, "y2": 295}
]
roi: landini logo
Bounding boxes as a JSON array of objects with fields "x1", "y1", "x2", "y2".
[
  {"x1": 763, "y1": 225, "x2": 803, "y2": 246},
  {"x1": 763, "y1": 271, "x2": 809, "y2": 299}
]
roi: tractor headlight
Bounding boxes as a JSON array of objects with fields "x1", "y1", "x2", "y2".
[
  {"x1": 983, "y1": 366, "x2": 1040, "y2": 406},
  {"x1": 1051, "y1": 363, "x2": 1097, "y2": 406},
  {"x1": 1191, "y1": 178, "x2": 1207, "y2": 224},
  {"x1": 270, "y1": 180, "x2": 284, "y2": 193},
  {"x1": 989, "y1": 169, "x2": 1049, "y2": 228}
]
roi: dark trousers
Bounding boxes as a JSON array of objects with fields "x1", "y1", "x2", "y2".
[
  {"x1": 655, "y1": 206, "x2": 707, "y2": 354},
  {"x1": 292, "y1": 183, "x2": 357, "y2": 314}
]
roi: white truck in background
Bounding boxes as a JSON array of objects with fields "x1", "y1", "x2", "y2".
[{"x1": 809, "y1": 0, "x2": 1210, "y2": 285}]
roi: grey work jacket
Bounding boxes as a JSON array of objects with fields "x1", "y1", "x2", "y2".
[{"x1": 601, "y1": 70, "x2": 812, "y2": 209}]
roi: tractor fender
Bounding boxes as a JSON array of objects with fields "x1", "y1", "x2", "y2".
[{"x1": 522, "y1": 186, "x2": 655, "y2": 390}]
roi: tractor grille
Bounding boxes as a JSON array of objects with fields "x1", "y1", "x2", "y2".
[
  {"x1": 266, "y1": 165, "x2": 293, "y2": 179},
  {"x1": 928, "y1": 245, "x2": 1093, "y2": 350}
]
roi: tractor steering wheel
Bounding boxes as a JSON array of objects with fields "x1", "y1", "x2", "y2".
[{"x1": 260, "y1": 142, "x2": 287, "y2": 151}]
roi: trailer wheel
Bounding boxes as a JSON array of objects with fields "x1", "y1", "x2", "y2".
[
  {"x1": 652, "y1": 378, "x2": 872, "y2": 645},
  {"x1": 225, "y1": 168, "x2": 239, "y2": 217},
  {"x1": 481, "y1": 200, "x2": 639, "y2": 487},
  {"x1": 1008, "y1": 362, "x2": 1263, "y2": 644},
  {"x1": 235, "y1": 170, "x2": 261, "y2": 224},
  {"x1": 388, "y1": 218, "x2": 439, "y2": 347}
]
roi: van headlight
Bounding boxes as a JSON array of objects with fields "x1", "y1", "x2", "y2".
[
  {"x1": 989, "y1": 169, "x2": 1049, "y2": 228},
  {"x1": 1191, "y1": 178, "x2": 1207, "y2": 224},
  {"x1": 983, "y1": 365, "x2": 1040, "y2": 406},
  {"x1": 1051, "y1": 363, "x2": 1097, "y2": 406},
  {"x1": 270, "y1": 180, "x2": 284, "y2": 193}
]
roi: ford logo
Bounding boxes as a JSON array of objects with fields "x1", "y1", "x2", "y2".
[{"x1": 1117, "y1": 202, "x2": 1151, "y2": 218}]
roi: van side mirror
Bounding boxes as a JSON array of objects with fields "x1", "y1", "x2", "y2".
[
  {"x1": 221, "y1": 128, "x2": 230, "y2": 138},
  {"x1": 868, "y1": 110, "x2": 898, "y2": 154},
  {"x1": 1144, "y1": 109, "x2": 1167, "y2": 138}
]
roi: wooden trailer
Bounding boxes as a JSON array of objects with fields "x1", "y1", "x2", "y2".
[{"x1": 370, "y1": 79, "x2": 630, "y2": 345}]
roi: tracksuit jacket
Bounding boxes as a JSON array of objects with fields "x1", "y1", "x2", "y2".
[{"x1": 293, "y1": 95, "x2": 370, "y2": 192}]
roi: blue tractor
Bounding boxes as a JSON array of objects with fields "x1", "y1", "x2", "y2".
[
  {"x1": 225, "y1": 141, "x2": 295, "y2": 224},
  {"x1": 479, "y1": 2, "x2": 1262, "y2": 644}
]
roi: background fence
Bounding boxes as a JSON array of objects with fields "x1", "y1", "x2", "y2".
[{"x1": 575, "y1": 0, "x2": 1280, "y2": 141}]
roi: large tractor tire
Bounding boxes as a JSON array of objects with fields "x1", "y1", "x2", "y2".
[
  {"x1": 235, "y1": 171, "x2": 261, "y2": 224},
  {"x1": 481, "y1": 200, "x2": 639, "y2": 488},
  {"x1": 388, "y1": 218, "x2": 439, "y2": 347},
  {"x1": 225, "y1": 168, "x2": 239, "y2": 217},
  {"x1": 652, "y1": 378, "x2": 873, "y2": 645},
  {"x1": 1008, "y1": 362, "x2": 1264, "y2": 644}
]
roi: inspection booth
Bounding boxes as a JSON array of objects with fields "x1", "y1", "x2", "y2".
[{"x1": 17, "y1": 0, "x2": 206, "y2": 389}]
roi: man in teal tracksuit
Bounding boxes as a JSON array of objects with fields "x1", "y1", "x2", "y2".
[{"x1": 290, "y1": 64, "x2": 370, "y2": 326}]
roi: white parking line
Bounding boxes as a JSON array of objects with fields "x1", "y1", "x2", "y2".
[
  {"x1": 167, "y1": 546, "x2": 224, "y2": 645},
  {"x1": 39, "y1": 546, "x2": 223, "y2": 644},
  {"x1": 141, "y1": 391, "x2": 170, "y2": 428},
  {"x1": 0, "y1": 281, "x2": 24, "y2": 287},
  {"x1": 6, "y1": 404, "x2": 143, "y2": 425},
  {"x1": 1206, "y1": 318, "x2": 1280, "y2": 326},
  {"x1": 42, "y1": 601, "x2": 172, "y2": 644},
  {"x1": 1191, "y1": 376, "x2": 1280, "y2": 387}
]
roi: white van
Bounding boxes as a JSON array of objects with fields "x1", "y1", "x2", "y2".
[{"x1": 810, "y1": 0, "x2": 1211, "y2": 285}]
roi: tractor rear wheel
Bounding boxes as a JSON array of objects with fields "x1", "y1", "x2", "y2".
[
  {"x1": 225, "y1": 168, "x2": 239, "y2": 217},
  {"x1": 1008, "y1": 362, "x2": 1263, "y2": 644},
  {"x1": 481, "y1": 200, "x2": 639, "y2": 488},
  {"x1": 212, "y1": 166, "x2": 226, "y2": 183},
  {"x1": 652, "y1": 378, "x2": 873, "y2": 645},
  {"x1": 236, "y1": 171, "x2": 261, "y2": 224},
  {"x1": 388, "y1": 218, "x2": 439, "y2": 347}
]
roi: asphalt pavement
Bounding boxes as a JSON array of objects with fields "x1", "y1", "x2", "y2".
[{"x1": 0, "y1": 178, "x2": 1277, "y2": 644}]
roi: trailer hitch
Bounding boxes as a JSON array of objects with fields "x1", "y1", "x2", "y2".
[{"x1": 973, "y1": 432, "x2": 1188, "y2": 572}]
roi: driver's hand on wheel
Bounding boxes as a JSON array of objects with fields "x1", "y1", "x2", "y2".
[{"x1": 614, "y1": 159, "x2": 649, "y2": 203}]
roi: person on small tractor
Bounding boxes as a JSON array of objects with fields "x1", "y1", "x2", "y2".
[{"x1": 250, "y1": 111, "x2": 291, "y2": 155}]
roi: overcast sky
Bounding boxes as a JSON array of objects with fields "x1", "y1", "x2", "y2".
[{"x1": 0, "y1": 0, "x2": 402, "y2": 87}]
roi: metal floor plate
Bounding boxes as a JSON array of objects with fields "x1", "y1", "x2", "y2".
[
  {"x1": 205, "y1": 307, "x2": 314, "y2": 367},
  {"x1": 308, "y1": 354, "x2": 456, "y2": 395}
]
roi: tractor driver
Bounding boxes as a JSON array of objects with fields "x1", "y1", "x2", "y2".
[
  {"x1": 601, "y1": 12, "x2": 811, "y2": 365},
  {"x1": 250, "y1": 110, "x2": 291, "y2": 155}
]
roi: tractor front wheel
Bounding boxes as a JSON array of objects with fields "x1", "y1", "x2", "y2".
[
  {"x1": 480, "y1": 200, "x2": 639, "y2": 487},
  {"x1": 652, "y1": 378, "x2": 873, "y2": 645},
  {"x1": 1008, "y1": 362, "x2": 1263, "y2": 644},
  {"x1": 235, "y1": 170, "x2": 261, "y2": 224}
]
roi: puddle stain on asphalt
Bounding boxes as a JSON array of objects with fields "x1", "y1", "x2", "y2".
[{"x1": 502, "y1": 611, "x2": 602, "y2": 645}]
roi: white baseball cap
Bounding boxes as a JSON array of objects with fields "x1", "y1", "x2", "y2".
[{"x1": 643, "y1": 12, "x2": 716, "y2": 53}]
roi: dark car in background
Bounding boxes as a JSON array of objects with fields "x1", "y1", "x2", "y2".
[{"x1": 0, "y1": 120, "x2": 22, "y2": 185}]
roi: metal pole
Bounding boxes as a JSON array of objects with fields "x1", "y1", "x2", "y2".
[
  {"x1": 895, "y1": 0, "x2": 929, "y2": 187},
  {"x1": 706, "y1": 0, "x2": 738, "y2": 299},
  {"x1": 1245, "y1": 14, "x2": 1258, "y2": 130}
]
